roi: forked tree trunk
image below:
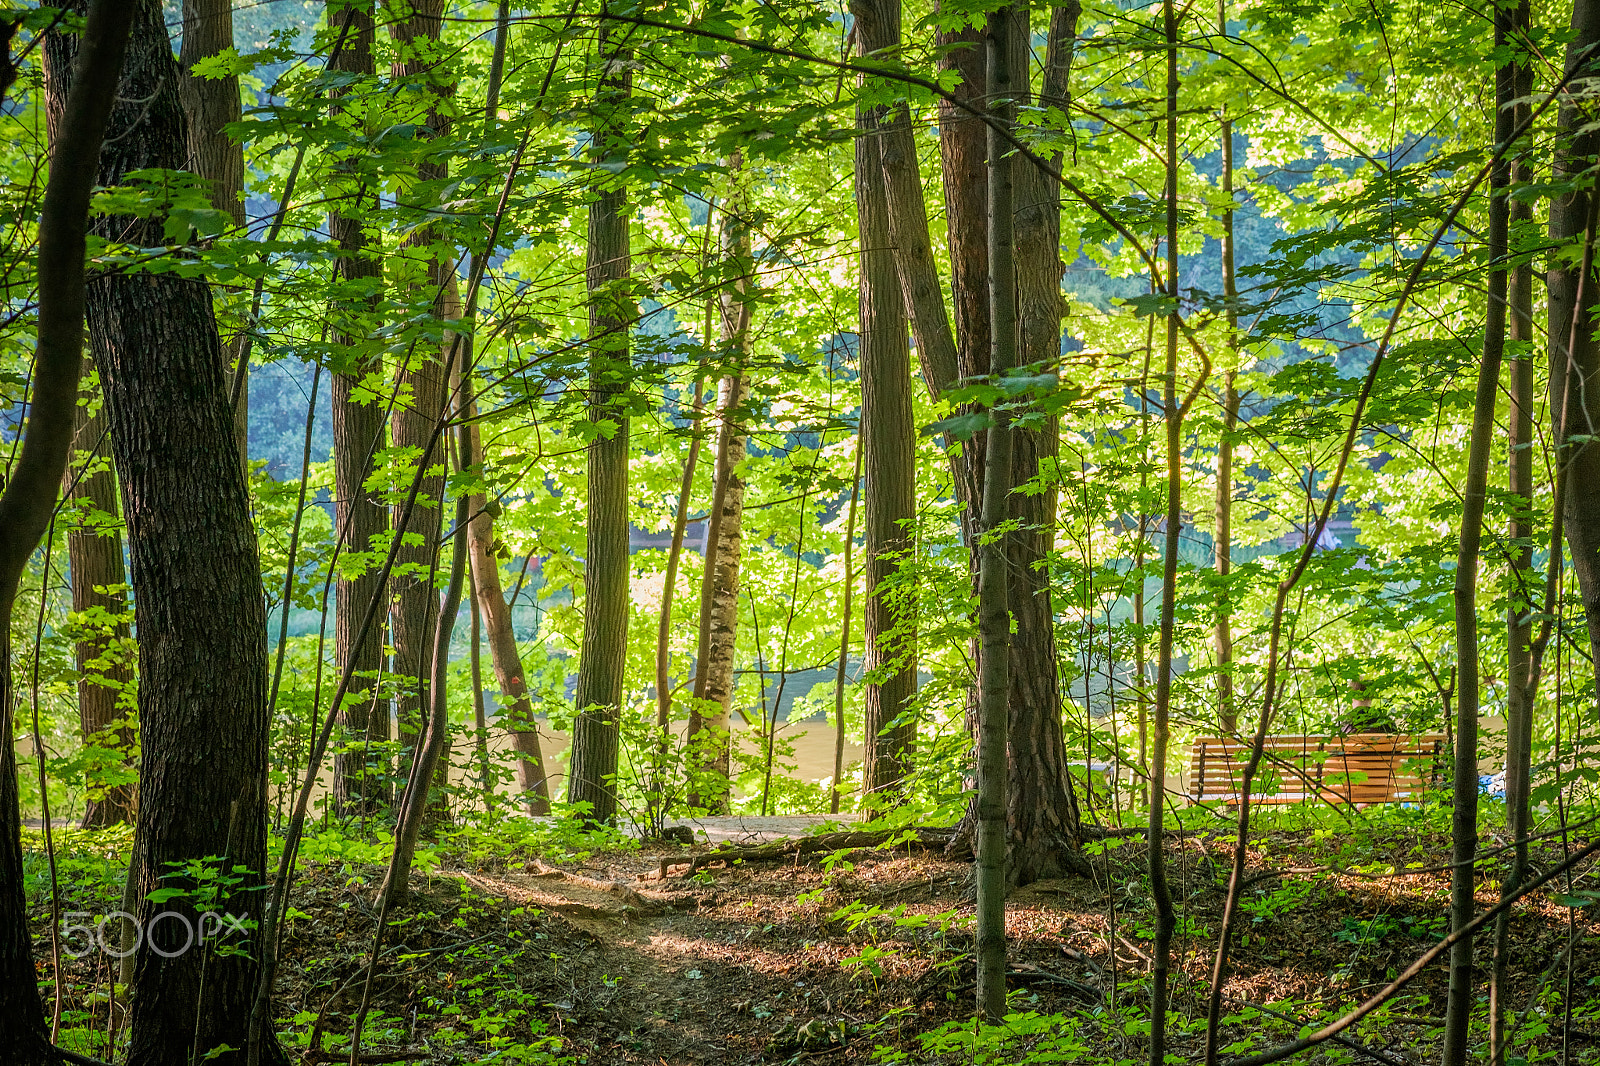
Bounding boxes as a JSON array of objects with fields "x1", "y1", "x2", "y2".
[
  {"x1": 178, "y1": 0, "x2": 248, "y2": 464},
  {"x1": 327, "y1": 0, "x2": 391, "y2": 815},
  {"x1": 569, "y1": 23, "x2": 634, "y2": 825},
  {"x1": 47, "y1": 5, "x2": 279, "y2": 1062},
  {"x1": 688, "y1": 173, "x2": 754, "y2": 814},
  {"x1": 0, "y1": 2, "x2": 130, "y2": 1057},
  {"x1": 64, "y1": 381, "x2": 136, "y2": 827},
  {"x1": 855, "y1": 25, "x2": 919, "y2": 807}
]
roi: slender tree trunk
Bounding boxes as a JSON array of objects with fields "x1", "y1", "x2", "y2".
[
  {"x1": 1215, "y1": 10, "x2": 1240, "y2": 734},
  {"x1": 832, "y1": 445, "x2": 863, "y2": 815},
  {"x1": 0, "y1": 3, "x2": 130, "y2": 1056},
  {"x1": 688, "y1": 174, "x2": 753, "y2": 814},
  {"x1": 178, "y1": 0, "x2": 248, "y2": 465},
  {"x1": 975, "y1": 0, "x2": 1018, "y2": 1022},
  {"x1": 1442, "y1": 15, "x2": 1516, "y2": 1059},
  {"x1": 47, "y1": 5, "x2": 279, "y2": 1062},
  {"x1": 63, "y1": 381, "x2": 135, "y2": 827},
  {"x1": 1007, "y1": 0, "x2": 1084, "y2": 883},
  {"x1": 1550, "y1": 0, "x2": 1600, "y2": 688},
  {"x1": 1147, "y1": 4, "x2": 1182, "y2": 1061},
  {"x1": 1491, "y1": 6, "x2": 1535, "y2": 1059},
  {"x1": 468, "y1": 568, "x2": 494, "y2": 809},
  {"x1": 465, "y1": 391, "x2": 552, "y2": 815},
  {"x1": 856, "y1": 22, "x2": 919, "y2": 808},
  {"x1": 569, "y1": 23, "x2": 633, "y2": 825},
  {"x1": 328, "y1": 0, "x2": 390, "y2": 815},
  {"x1": 655, "y1": 374, "x2": 706, "y2": 794},
  {"x1": 381, "y1": 493, "x2": 469, "y2": 906}
]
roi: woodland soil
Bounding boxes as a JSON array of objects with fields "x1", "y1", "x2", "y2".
[{"x1": 37, "y1": 826, "x2": 1600, "y2": 1064}]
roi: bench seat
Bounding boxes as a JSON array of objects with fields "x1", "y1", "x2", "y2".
[{"x1": 1189, "y1": 733, "x2": 1446, "y2": 805}]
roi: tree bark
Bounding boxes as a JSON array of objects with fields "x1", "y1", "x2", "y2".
[
  {"x1": 569, "y1": 23, "x2": 634, "y2": 825},
  {"x1": 1214, "y1": 13, "x2": 1240, "y2": 735},
  {"x1": 386, "y1": 0, "x2": 452, "y2": 798},
  {"x1": 178, "y1": 0, "x2": 248, "y2": 464},
  {"x1": 1006, "y1": 0, "x2": 1084, "y2": 883},
  {"x1": 975, "y1": 0, "x2": 1019, "y2": 1021},
  {"x1": 46, "y1": 4, "x2": 278, "y2": 1062},
  {"x1": 327, "y1": 0, "x2": 390, "y2": 816},
  {"x1": 465, "y1": 393, "x2": 553, "y2": 815},
  {"x1": 688, "y1": 176, "x2": 754, "y2": 814},
  {"x1": 63, "y1": 380, "x2": 136, "y2": 827},
  {"x1": 856, "y1": 24, "x2": 919, "y2": 808},
  {"x1": 1549, "y1": 0, "x2": 1600, "y2": 689},
  {"x1": 1, "y1": 2, "x2": 130, "y2": 1058},
  {"x1": 1491, "y1": 5, "x2": 1535, "y2": 1059}
]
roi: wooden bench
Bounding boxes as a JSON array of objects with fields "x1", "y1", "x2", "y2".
[{"x1": 1189, "y1": 733, "x2": 1446, "y2": 806}]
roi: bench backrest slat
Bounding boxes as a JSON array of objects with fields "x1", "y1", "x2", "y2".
[{"x1": 1188, "y1": 734, "x2": 1445, "y2": 805}]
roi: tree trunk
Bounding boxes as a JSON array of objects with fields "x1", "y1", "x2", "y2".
[
  {"x1": 178, "y1": 0, "x2": 248, "y2": 465},
  {"x1": 1549, "y1": 0, "x2": 1600, "y2": 688},
  {"x1": 63, "y1": 380, "x2": 136, "y2": 827},
  {"x1": 569, "y1": 24, "x2": 633, "y2": 825},
  {"x1": 1148, "y1": 4, "x2": 1182, "y2": 1060},
  {"x1": 1, "y1": 2, "x2": 130, "y2": 1057},
  {"x1": 386, "y1": 0, "x2": 452, "y2": 798},
  {"x1": 1442, "y1": 14, "x2": 1515, "y2": 1056},
  {"x1": 327, "y1": 0, "x2": 390, "y2": 816},
  {"x1": 465, "y1": 393, "x2": 552, "y2": 815},
  {"x1": 1214, "y1": 16, "x2": 1240, "y2": 735},
  {"x1": 47, "y1": 5, "x2": 278, "y2": 1062},
  {"x1": 975, "y1": 0, "x2": 1019, "y2": 1021},
  {"x1": 688, "y1": 177, "x2": 754, "y2": 814},
  {"x1": 1006, "y1": 0, "x2": 1084, "y2": 883},
  {"x1": 856, "y1": 24, "x2": 919, "y2": 808},
  {"x1": 1491, "y1": 5, "x2": 1535, "y2": 1059},
  {"x1": 832, "y1": 445, "x2": 863, "y2": 815}
]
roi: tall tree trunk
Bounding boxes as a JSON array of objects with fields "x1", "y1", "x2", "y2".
[
  {"x1": 569, "y1": 22, "x2": 633, "y2": 825},
  {"x1": 1491, "y1": 6, "x2": 1535, "y2": 1060},
  {"x1": 47, "y1": 5, "x2": 278, "y2": 1062},
  {"x1": 63, "y1": 380, "x2": 136, "y2": 827},
  {"x1": 328, "y1": 0, "x2": 390, "y2": 816},
  {"x1": 1550, "y1": 0, "x2": 1600, "y2": 687},
  {"x1": 387, "y1": 0, "x2": 452, "y2": 797},
  {"x1": 856, "y1": 22, "x2": 918, "y2": 807},
  {"x1": 1442, "y1": 16, "x2": 1516, "y2": 1061},
  {"x1": 688, "y1": 177, "x2": 753, "y2": 814},
  {"x1": 1147, "y1": 3, "x2": 1182, "y2": 1060},
  {"x1": 178, "y1": 0, "x2": 248, "y2": 465},
  {"x1": 465, "y1": 388, "x2": 553, "y2": 815},
  {"x1": 1491, "y1": 2, "x2": 1536, "y2": 1058},
  {"x1": 1214, "y1": 6, "x2": 1240, "y2": 735},
  {"x1": 975, "y1": 0, "x2": 1019, "y2": 1021},
  {"x1": 1006, "y1": 0, "x2": 1084, "y2": 883},
  {"x1": 0, "y1": 3, "x2": 130, "y2": 1057}
]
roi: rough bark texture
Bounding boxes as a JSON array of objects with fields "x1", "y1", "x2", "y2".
[
  {"x1": 856, "y1": 42, "x2": 919, "y2": 806},
  {"x1": 328, "y1": 0, "x2": 391, "y2": 815},
  {"x1": 46, "y1": 5, "x2": 277, "y2": 1062},
  {"x1": 64, "y1": 384, "x2": 136, "y2": 827},
  {"x1": 178, "y1": 0, "x2": 248, "y2": 461},
  {"x1": 1550, "y1": 0, "x2": 1600, "y2": 686},
  {"x1": 1005, "y1": 1, "x2": 1084, "y2": 882},
  {"x1": 2, "y1": 1, "x2": 131, "y2": 1057},
  {"x1": 466, "y1": 410, "x2": 552, "y2": 815},
  {"x1": 387, "y1": 0, "x2": 451, "y2": 787},
  {"x1": 569, "y1": 26, "x2": 633, "y2": 824},
  {"x1": 688, "y1": 183, "x2": 753, "y2": 814}
]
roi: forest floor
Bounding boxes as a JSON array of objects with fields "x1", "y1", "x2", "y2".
[
  {"x1": 263, "y1": 823, "x2": 1600, "y2": 1065},
  {"x1": 42, "y1": 820, "x2": 1600, "y2": 1065}
]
